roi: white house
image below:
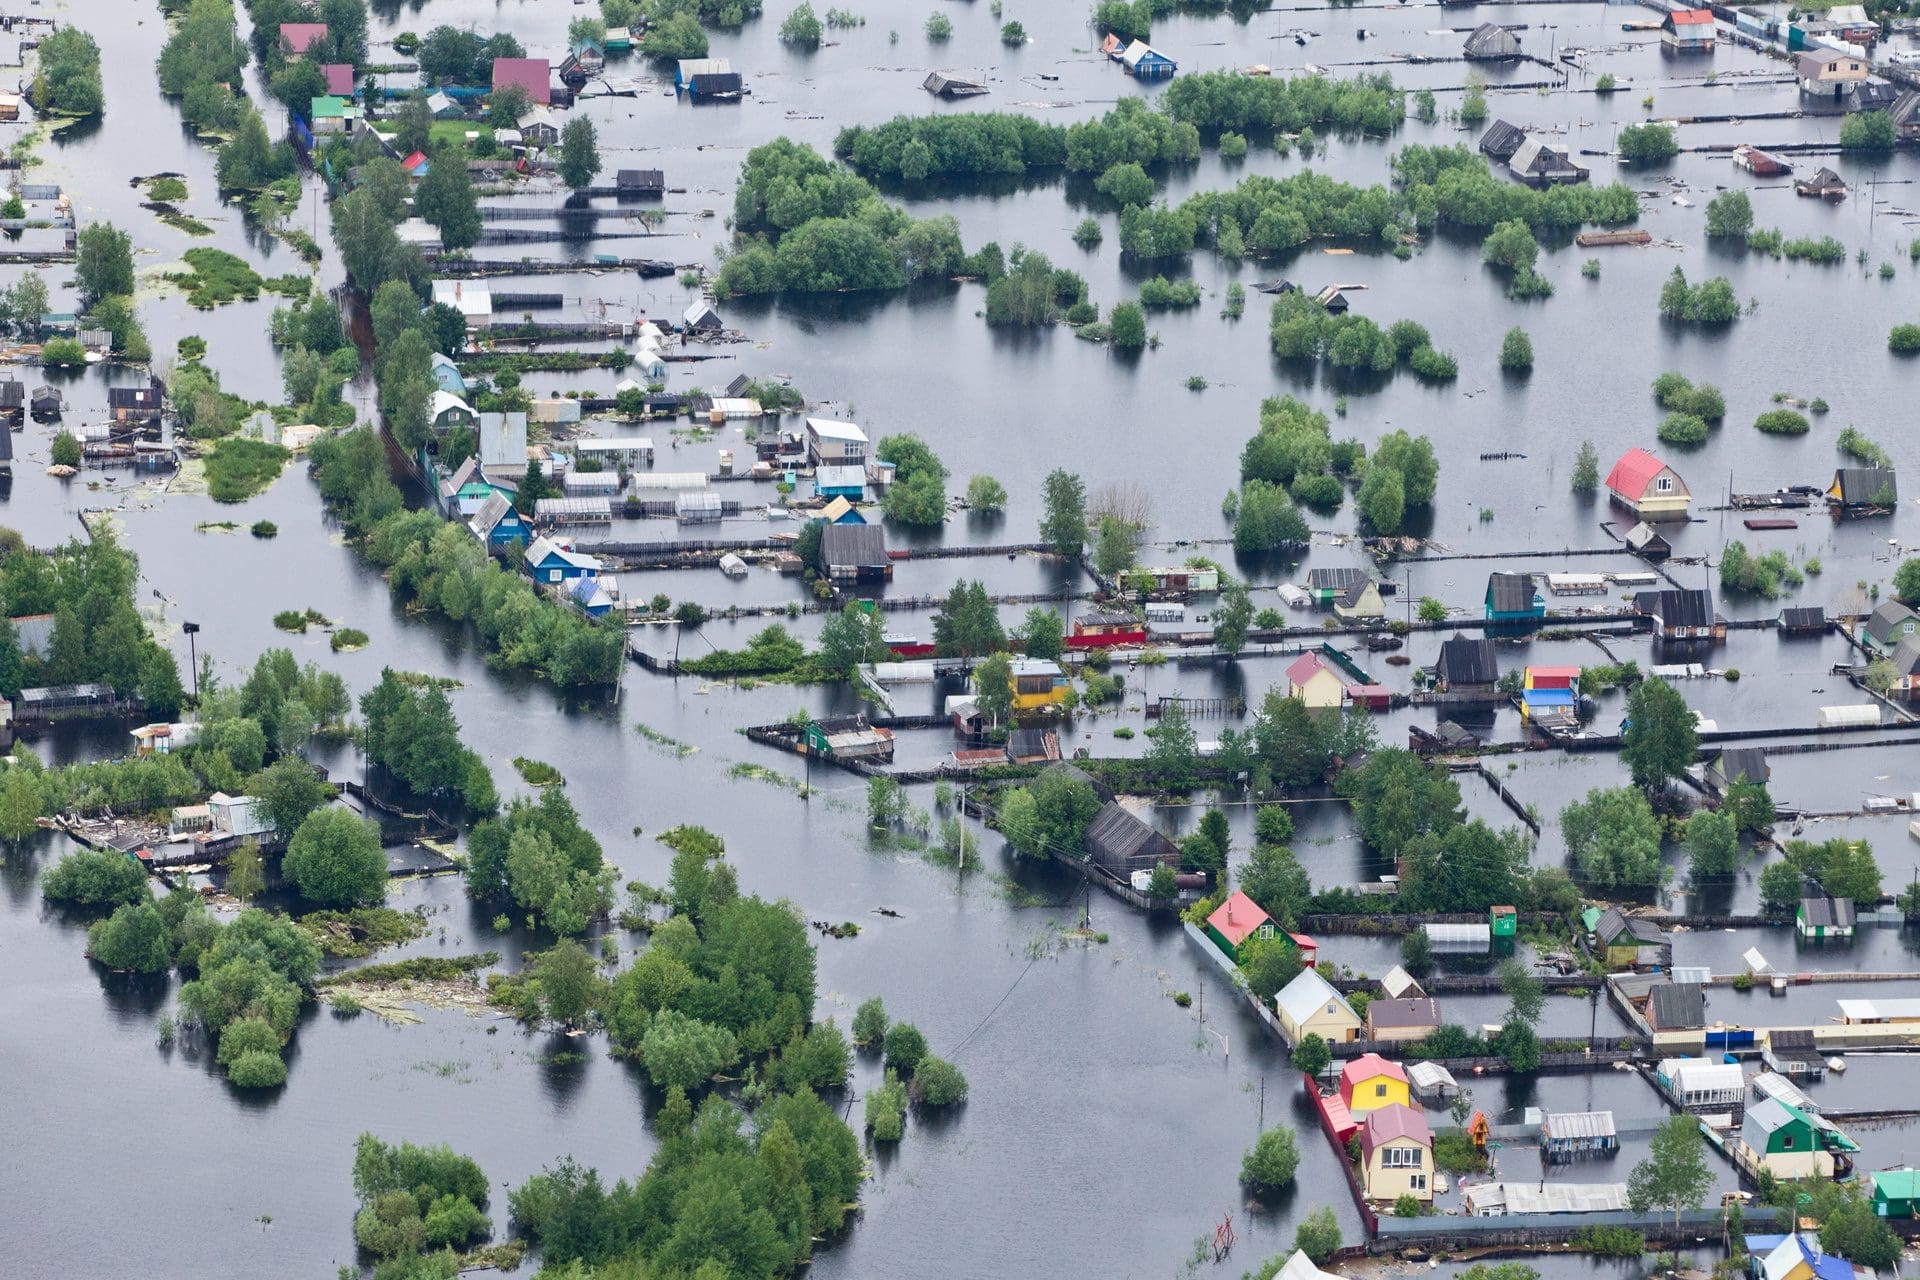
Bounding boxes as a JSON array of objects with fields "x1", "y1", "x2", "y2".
[{"x1": 805, "y1": 417, "x2": 869, "y2": 467}]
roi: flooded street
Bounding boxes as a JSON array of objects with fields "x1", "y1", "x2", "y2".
[{"x1": 5, "y1": 0, "x2": 1920, "y2": 1277}]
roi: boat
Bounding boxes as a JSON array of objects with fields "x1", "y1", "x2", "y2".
[{"x1": 1828, "y1": 1056, "x2": 1846, "y2": 1072}]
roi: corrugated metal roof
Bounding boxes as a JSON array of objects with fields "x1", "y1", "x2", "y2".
[{"x1": 1543, "y1": 1110, "x2": 1616, "y2": 1141}]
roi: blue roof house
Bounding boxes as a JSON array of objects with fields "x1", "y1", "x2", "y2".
[
  {"x1": 467, "y1": 492, "x2": 529, "y2": 549},
  {"x1": 814, "y1": 465, "x2": 866, "y2": 501},
  {"x1": 571, "y1": 574, "x2": 616, "y2": 617},
  {"x1": 525, "y1": 535, "x2": 602, "y2": 585},
  {"x1": 1120, "y1": 40, "x2": 1178, "y2": 79}
]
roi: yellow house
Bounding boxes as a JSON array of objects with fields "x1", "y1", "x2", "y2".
[
  {"x1": 1361, "y1": 1103, "x2": 1434, "y2": 1203},
  {"x1": 1339, "y1": 1053, "x2": 1409, "y2": 1115},
  {"x1": 1332, "y1": 579, "x2": 1385, "y2": 622},
  {"x1": 1286, "y1": 651, "x2": 1346, "y2": 709},
  {"x1": 1275, "y1": 968, "x2": 1362, "y2": 1045},
  {"x1": 1007, "y1": 658, "x2": 1067, "y2": 710}
]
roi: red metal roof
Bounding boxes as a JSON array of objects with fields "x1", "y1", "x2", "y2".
[
  {"x1": 1361, "y1": 1103, "x2": 1433, "y2": 1161},
  {"x1": 322, "y1": 63, "x2": 355, "y2": 96},
  {"x1": 1205, "y1": 890, "x2": 1272, "y2": 947},
  {"x1": 492, "y1": 57, "x2": 552, "y2": 105},
  {"x1": 402, "y1": 150, "x2": 428, "y2": 171},
  {"x1": 280, "y1": 23, "x2": 329, "y2": 55},
  {"x1": 1339, "y1": 1052, "x2": 1407, "y2": 1096},
  {"x1": 1670, "y1": 9, "x2": 1714, "y2": 24},
  {"x1": 1605, "y1": 447, "x2": 1669, "y2": 500},
  {"x1": 1527, "y1": 665, "x2": 1581, "y2": 681},
  {"x1": 1286, "y1": 651, "x2": 1331, "y2": 686}
]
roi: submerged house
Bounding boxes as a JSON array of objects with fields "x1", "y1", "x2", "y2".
[
  {"x1": 821, "y1": 523, "x2": 890, "y2": 582},
  {"x1": 1866, "y1": 600, "x2": 1918, "y2": 650},
  {"x1": 676, "y1": 58, "x2": 743, "y2": 101},
  {"x1": 1361, "y1": 1105, "x2": 1434, "y2": 1204},
  {"x1": 1306, "y1": 566, "x2": 1368, "y2": 605},
  {"x1": 1742, "y1": 1097, "x2": 1858, "y2": 1179},
  {"x1": 1485, "y1": 572, "x2": 1545, "y2": 633},
  {"x1": 1286, "y1": 650, "x2": 1346, "y2": 709},
  {"x1": 1606, "y1": 448, "x2": 1691, "y2": 519},
  {"x1": 1592, "y1": 906, "x2": 1664, "y2": 969},
  {"x1": 1797, "y1": 48, "x2": 1867, "y2": 98},
  {"x1": 1541, "y1": 1111, "x2": 1619, "y2": 1163},
  {"x1": 1464, "y1": 22, "x2": 1522, "y2": 60},
  {"x1": 1798, "y1": 896, "x2": 1856, "y2": 942},
  {"x1": 1509, "y1": 135, "x2": 1589, "y2": 187},
  {"x1": 1478, "y1": 119, "x2": 1526, "y2": 162},
  {"x1": 1436, "y1": 634, "x2": 1498, "y2": 691},
  {"x1": 923, "y1": 70, "x2": 988, "y2": 97},
  {"x1": 1086, "y1": 800, "x2": 1180, "y2": 879},
  {"x1": 1365, "y1": 997, "x2": 1441, "y2": 1043},
  {"x1": 1119, "y1": 40, "x2": 1178, "y2": 78},
  {"x1": 1706, "y1": 747, "x2": 1769, "y2": 793},
  {"x1": 1764, "y1": 1029, "x2": 1828, "y2": 1080},
  {"x1": 1333, "y1": 579, "x2": 1385, "y2": 622},
  {"x1": 525, "y1": 536, "x2": 602, "y2": 585},
  {"x1": 1633, "y1": 588, "x2": 1723, "y2": 642},
  {"x1": 1829, "y1": 467, "x2": 1896, "y2": 510},
  {"x1": 1663, "y1": 9, "x2": 1716, "y2": 53},
  {"x1": 1796, "y1": 166, "x2": 1848, "y2": 199}
]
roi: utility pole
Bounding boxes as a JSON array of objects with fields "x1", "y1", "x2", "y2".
[{"x1": 182, "y1": 621, "x2": 200, "y2": 702}]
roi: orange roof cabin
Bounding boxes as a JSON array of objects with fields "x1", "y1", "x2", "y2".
[
  {"x1": 1339, "y1": 1053, "x2": 1410, "y2": 1114},
  {"x1": 1468, "y1": 1108, "x2": 1491, "y2": 1150},
  {"x1": 1605, "y1": 447, "x2": 1691, "y2": 521},
  {"x1": 1205, "y1": 890, "x2": 1274, "y2": 962}
]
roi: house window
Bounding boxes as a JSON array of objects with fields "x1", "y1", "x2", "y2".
[
  {"x1": 1656, "y1": 476, "x2": 1673, "y2": 492},
  {"x1": 1410, "y1": 1174, "x2": 1428, "y2": 1191},
  {"x1": 549, "y1": 570, "x2": 561, "y2": 582},
  {"x1": 1375, "y1": 1083, "x2": 1387, "y2": 1098},
  {"x1": 1384, "y1": 1147, "x2": 1424, "y2": 1169},
  {"x1": 1782, "y1": 1134, "x2": 1795, "y2": 1149}
]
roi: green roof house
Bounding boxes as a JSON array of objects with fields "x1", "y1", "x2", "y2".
[{"x1": 1872, "y1": 1168, "x2": 1920, "y2": 1218}]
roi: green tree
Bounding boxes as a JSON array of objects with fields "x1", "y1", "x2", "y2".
[
  {"x1": 1500, "y1": 326, "x2": 1533, "y2": 371},
  {"x1": 283, "y1": 807, "x2": 386, "y2": 907},
  {"x1": 0, "y1": 764, "x2": 39, "y2": 845},
  {"x1": 87, "y1": 900, "x2": 174, "y2": 972},
  {"x1": 558, "y1": 117, "x2": 603, "y2": 190},
  {"x1": 1498, "y1": 958, "x2": 1544, "y2": 1028},
  {"x1": 1291, "y1": 1032, "x2": 1331, "y2": 1082},
  {"x1": 1685, "y1": 809, "x2": 1738, "y2": 879},
  {"x1": 1016, "y1": 607, "x2": 1065, "y2": 660},
  {"x1": 851, "y1": 996, "x2": 888, "y2": 1046},
  {"x1": 639, "y1": 1008, "x2": 738, "y2": 1089},
  {"x1": 1145, "y1": 698, "x2": 1198, "y2": 789},
  {"x1": 1240, "y1": 842, "x2": 1311, "y2": 924},
  {"x1": 1092, "y1": 515, "x2": 1139, "y2": 578},
  {"x1": 225, "y1": 839, "x2": 266, "y2": 903},
  {"x1": 76, "y1": 224, "x2": 135, "y2": 308},
  {"x1": 1399, "y1": 928, "x2": 1433, "y2": 978},
  {"x1": 780, "y1": 2, "x2": 824, "y2": 46},
  {"x1": 1622, "y1": 678, "x2": 1698, "y2": 792},
  {"x1": 393, "y1": 93, "x2": 434, "y2": 154},
  {"x1": 1560, "y1": 786, "x2": 1664, "y2": 888},
  {"x1": 1293, "y1": 1206, "x2": 1341, "y2": 1264},
  {"x1": 1214, "y1": 581, "x2": 1253, "y2": 656},
  {"x1": 1240, "y1": 1125, "x2": 1300, "y2": 1190},
  {"x1": 973, "y1": 651, "x2": 1014, "y2": 726},
  {"x1": 1357, "y1": 463, "x2": 1406, "y2": 533},
  {"x1": 932, "y1": 581, "x2": 1006, "y2": 658},
  {"x1": 1618, "y1": 121, "x2": 1679, "y2": 164},
  {"x1": 1339, "y1": 748, "x2": 1461, "y2": 853},
  {"x1": 1571, "y1": 440, "x2": 1599, "y2": 493},
  {"x1": 1759, "y1": 858, "x2": 1805, "y2": 915},
  {"x1": 1040, "y1": 469, "x2": 1088, "y2": 557},
  {"x1": 42, "y1": 848, "x2": 150, "y2": 908},
  {"x1": 1840, "y1": 110, "x2": 1897, "y2": 151},
  {"x1": 1627, "y1": 1114, "x2": 1712, "y2": 1228},
  {"x1": 1705, "y1": 190, "x2": 1753, "y2": 239},
  {"x1": 1481, "y1": 218, "x2": 1538, "y2": 274},
  {"x1": 817, "y1": 602, "x2": 886, "y2": 674},
  {"x1": 414, "y1": 144, "x2": 482, "y2": 250},
  {"x1": 883, "y1": 1021, "x2": 928, "y2": 1075},
  {"x1": 1108, "y1": 301, "x2": 1147, "y2": 349},
  {"x1": 1724, "y1": 779, "x2": 1775, "y2": 835},
  {"x1": 536, "y1": 939, "x2": 600, "y2": 1028},
  {"x1": 1893, "y1": 557, "x2": 1920, "y2": 605},
  {"x1": 1237, "y1": 932, "x2": 1303, "y2": 1002}
]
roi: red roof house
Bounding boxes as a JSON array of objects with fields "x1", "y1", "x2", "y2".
[
  {"x1": 492, "y1": 57, "x2": 552, "y2": 106},
  {"x1": 280, "y1": 23, "x2": 329, "y2": 58},
  {"x1": 1604, "y1": 447, "x2": 1691, "y2": 520},
  {"x1": 401, "y1": 150, "x2": 429, "y2": 174},
  {"x1": 1339, "y1": 1053, "x2": 1408, "y2": 1112},
  {"x1": 1204, "y1": 890, "x2": 1274, "y2": 961},
  {"x1": 322, "y1": 63, "x2": 356, "y2": 96}
]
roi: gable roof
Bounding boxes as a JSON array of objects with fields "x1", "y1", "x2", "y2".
[
  {"x1": 1362, "y1": 1103, "x2": 1432, "y2": 1160},
  {"x1": 1340, "y1": 1052, "x2": 1406, "y2": 1090},
  {"x1": 1275, "y1": 968, "x2": 1357, "y2": 1027},
  {"x1": 478, "y1": 411, "x2": 528, "y2": 469},
  {"x1": 1436, "y1": 634, "x2": 1498, "y2": 685},
  {"x1": 468, "y1": 491, "x2": 519, "y2": 539},
  {"x1": 280, "y1": 22, "x2": 329, "y2": 55},
  {"x1": 1380, "y1": 965, "x2": 1426, "y2": 1000},
  {"x1": 1205, "y1": 890, "x2": 1273, "y2": 947},
  {"x1": 1510, "y1": 135, "x2": 1585, "y2": 180},
  {"x1": 821, "y1": 522, "x2": 886, "y2": 570},
  {"x1": 1084, "y1": 800, "x2": 1179, "y2": 870},
  {"x1": 323, "y1": 63, "x2": 355, "y2": 95},
  {"x1": 1668, "y1": 8, "x2": 1714, "y2": 25},
  {"x1": 1486, "y1": 572, "x2": 1539, "y2": 614},
  {"x1": 1713, "y1": 747, "x2": 1770, "y2": 786},
  {"x1": 1306, "y1": 566, "x2": 1367, "y2": 591},
  {"x1": 1478, "y1": 119, "x2": 1527, "y2": 160},
  {"x1": 1464, "y1": 22, "x2": 1521, "y2": 57},
  {"x1": 1800, "y1": 896, "x2": 1856, "y2": 928},
  {"x1": 1633, "y1": 587, "x2": 1713, "y2": 628},
  {"x1": 1605, "y1": 447, "x2": 1675, "y2": 500},
  {"x1": 492, "y1": 57, "x2": 551, "y2": 104},
  {"x1": 525, "y1": 536, "x2": 601, "y2": 573},
  {"x1": 1649, "y1": 982, "x2": 1706, "y2": 1029},
  {"x1": 1779, "y1": 606, "x2": 1825, "y2": 629},
  {"x1": 431, "y1": 390, "x2": 474, "y2": 421},
  {"x1": 1833, "y1": 467, "x2": 1896, "y2": 505},
  {"x1": 1746, "y1": 1096, "x2": 1808, "y2": 1140},
  {"x1": 1286, "y1": 651, "x2": 1335, "y2": 687},
  {"x1": 1762, "y1": 1234, "x2": 1855, "y2": 1280},
  {"x1": 1367, "y1": 997, "x2": 1441, "y2": 1030},
  {"x1": 1595, "y1": 905, "x2": 1663, "y2": 946}
]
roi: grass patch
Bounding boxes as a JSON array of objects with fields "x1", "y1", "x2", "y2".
[
  {"x1": 728, "y1": 761, "x2": 803, "y2": 791},
  {"x1": 158, "y1": 211, "x2": 214, "y2": 236},
  {"x1": 316, "y1": 952, "x2": 500, "y2": 988},
  {"x1": 148, "y1": 176, "x2": 188, "y2": 202},
  {"x1": 330, "y1": 627, "x2": 369, "y2": 652},
  {"x1": 512, "y1": 757, "x2": 565, "y2": 787},
  {"x1": 204, "y1": 437, "x2": 290, "y2": 501},
  {"x1": 299, "y1": 906, "x2": 429, "y2": 958},
  {"x1": 165, "y1": 248, "x2": 310, "y2": 308},
  {"x1": 273, "y1": 610, "x2": 307, "y2": 632},
  {"x1": 634, "y1": 721, "x2": 698, "y2": 756}
]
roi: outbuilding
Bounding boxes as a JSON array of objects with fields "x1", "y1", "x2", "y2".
[
  {"x1": 1464, "y1": 22, "x2": 1521, "y2": 60},
  {"x1": 1365, "y1": 997, "x2": 1440, "y2": 1043},
  {"x1": 1798, "y1": 896, "x2": 1856, "y2": 941},
  {"x1": 1087, "y1": 801, "x2": 1180, "y2": 879},
  {"x1": 1339, "y1": 1054, "x2": 1409, "y2": 1115}
]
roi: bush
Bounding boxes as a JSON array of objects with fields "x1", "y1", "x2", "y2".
[
  {"x1": 1240, "y1": 1125, "x2": 1300, "y2": 1189},
  {"x1": 925, "y1": 12, "x2": 952, "y2": 39},
  {"x1": 1499, "y1": 326, "x2": 1533, "y2": 371},
  {"x1": 1408, "y1": 345, "x2": 1457, "y2": 380},
  {"x1": 884, "y1": 1021, "x2": 928, "y2": 1075},
  {"x1": 911, "y1": 1055, "x2": 968, "y2": 1105},
  {"x1": 851, "y1": 996, "x2": 888, "y2": 1045},
  {"x1": 250, "y1": 520, "x2": 278, "y2": 538},
  {"x1": 43, "y1": 849, "x2": 150, "y2": 909},
  {"x1": 226, "y1": 1049, "x2": 289, "y2": 1088},
  {"x1": 330, "y1": 628, "x2": 369, "y2": 652},
  {"x1": 1109, "y1": 301, "x2": 1147, "y2": 349},
  {"x1": 1890, "y1": 324, "x2": 1920, "y2": 354},
  {"x1": 42, "y1": 338, "x2": 87, "y2": 368},
  {"x1": 1754, "y1": 409, "x2": 1810, "y2": 436},
  {"x1": 1658, "y1": 412, "x2": 1708, "y2": 445},
  {"x1": 50, "y1": 430, "x2": 83, "y2": 467},
  {"x1": 1139, "y1": 276, "x2": 1201, "y2": 308},
  {"x1": 1618, "y1": 121, "x2": 1678, "y2": 163},
  {"x1": 1841, "y1": 110, "x2": 1897, "y2": 151},
  {"x1": 1072, "y1": 217, "x2": 1102, "y2": 246}
]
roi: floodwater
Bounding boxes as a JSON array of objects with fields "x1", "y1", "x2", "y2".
[{"x1": 6, "y1": 1, "x2": 1920, "y2": 1277}]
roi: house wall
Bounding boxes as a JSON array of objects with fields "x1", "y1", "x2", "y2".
[
  {"x1": 1366, "y1": 1023, "x2": 1437, "y2": 1044},
  {"x1": 1365, "y1": 1141, "x2": 1434, "y2": 1202},
  {"x1": 1293, "y1": 669, "x2": 1345, "y2": 709},
  {"x1": 1285, "y1": 1006, "x2": 1363, "y2": 1044},
  {"x1": 1347, "y1": 1076, "x2": 1409, "y2": 1114}
]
